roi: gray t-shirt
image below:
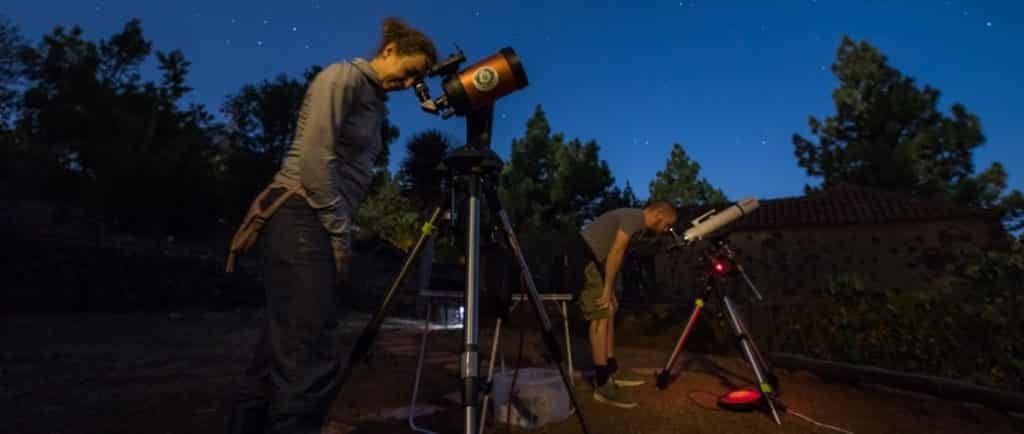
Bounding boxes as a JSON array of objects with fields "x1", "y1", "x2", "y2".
[
  {"x1": 580, "y1": 208, "x2": 646, "y2": 264},
  {"x1": 272, "y1": 58, "x2": 389, "y2": 239}
]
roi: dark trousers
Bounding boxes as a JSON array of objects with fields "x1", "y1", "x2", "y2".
[{"x1": 227, "y1": 195, "x2": 343, "y2": 434}]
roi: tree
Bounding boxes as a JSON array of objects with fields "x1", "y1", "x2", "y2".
[
  {"x1": 648, "y1": 143, "x2": 728, "y2": 207},
  {"x1": 950, "y1": 162, "x2": 1024, "y2": 232},
  {"x1": 12, "y1": 18, "x2": 224, "y2": 237},
  {"x1": 16, "y1": 20, "x2": 155, "y2": 207},
  {"x1": 355, "y1": 172, "x2": 420, "y2": 251},
  {"x1": 595, "y1": 181, "x2": 641, "y2": 216},
  {"x1": 0, "y1": 15, "x2": 31, "y2": 185},
  {"x1": 0, "y1": 15, "x2": 29, "y2": 131},
  {"x1": 499, "y1": 105, "x2": 559, "y2": 231},
  {"x1": 549, "y1": 137, "x2": 614, "y2": 227},
  {"x1": 793, "y1": 35, "x2": 1022, "y2": 231},
  {"x1": 221, "y1": 72, "x2": 308, "y2": 165},
  {"x1": 397, "y1": 128, "x2": 453, "y2": 212},
  {"x1": 499, "y1": 104, "x2": 616, "y2": 232}
]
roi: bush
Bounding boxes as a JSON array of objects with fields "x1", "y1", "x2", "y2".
[
  {"x1": 773, "y1": 237, "x2": 1024, "y2": 391},
  {"x1": 355, "y1": 174, "x2": 421, "y2": 252}
]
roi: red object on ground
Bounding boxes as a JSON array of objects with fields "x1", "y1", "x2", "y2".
[{"x1": 718, "y1": 389, "x2": 763, "y2": 411}]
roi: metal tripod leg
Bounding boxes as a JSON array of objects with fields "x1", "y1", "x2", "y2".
[
  {"x1": 334, "y1": 206, "x2": 444, "y2": 402},
  {"x1": 483, "y1": 182, "x2": 591, "y2": 434},
  {"x1": 655, "y1": 297, "x2": 705, "y2": 390},
  {"x1": 560, "y1": 300, "x2": 575, "y2": 391},
  {"x1": 409, "y1": 299, "x2": 439, "y2": 434},
  {"x1": 477, "y1": 315, "x2": 504, "y2": 434},
  {"x1": 722, "y1": 296, "x2": 782, "y2": 425},
  {"x1": 461, "y1": 178, "x2": 483, "y2": 434},
  {"x1": 734, "y1": 303, "x2": 777, "y2": 389}
]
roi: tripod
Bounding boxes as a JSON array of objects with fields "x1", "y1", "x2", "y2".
[
  {"x1": 334, "y1": 105, "x2": 591, "y2": 434},
  {"x1": 654, "y1": 235, "x2": 783, "y2": 425}
]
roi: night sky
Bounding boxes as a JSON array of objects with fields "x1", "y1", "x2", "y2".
[{"x1": 5, "y1": 1, "x2": 1022, "y2": 202}]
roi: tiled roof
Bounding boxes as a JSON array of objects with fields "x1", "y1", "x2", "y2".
[{"x1": 674, "y1": 183, "x2": 998, "y2": 231}]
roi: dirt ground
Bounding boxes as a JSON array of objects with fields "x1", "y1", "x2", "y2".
[{"x1": 2, "y1": 309, "x2": 1022, "y2": 434}]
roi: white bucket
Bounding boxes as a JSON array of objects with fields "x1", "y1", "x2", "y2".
[{"x1": 491, "y1": 367, "x2": 572, "y2": 428}]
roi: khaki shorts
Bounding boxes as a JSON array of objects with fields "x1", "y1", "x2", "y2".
[{"x1": 578, "y1": 261, "x2": 611, "y2": 321}]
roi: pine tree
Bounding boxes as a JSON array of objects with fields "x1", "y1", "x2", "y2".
[
  {"x1": 793, "y1": 35, "x2": 1022, "y2": 231},
  {"x1": 648, "y1": 143, "x2": 728, "y2": 207}
]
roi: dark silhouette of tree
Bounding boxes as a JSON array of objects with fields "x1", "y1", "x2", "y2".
[
  {"x1": 794, "y1": 35, "x2": 1021, "y2": 231},
  {"x1": 549, "y1": 137, "x2": 615, "y2": 227},
  {"x1": 397, "y1": 128, "x2": 453, "y2": 213},
  {"x1": 12, "y1": 18, "x2": 222, "y2": 238},
  {"x1": 648, "y1": 143, "x2": 728, "y2": 207},
  {"x1": 595, "y1": 181, "x2": 641, "y2": 216},
  {"x1": 0, "y1": 15, "x2": 29, "y2": 131},
  {"x1": 0, "y1": 15, "x2": 32, "y2": 189},
  {"x1": 499, "y1": 104, "x2": 615, "y2": 232}
]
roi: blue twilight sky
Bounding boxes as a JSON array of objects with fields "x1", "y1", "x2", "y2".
[{"x1": 4, "y1": 1, "x2": 1022, "y2": 202}]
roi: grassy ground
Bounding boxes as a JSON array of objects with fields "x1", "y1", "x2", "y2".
[{"x1": 2, "y1": 309, "x2": 1021, "y2": 434}]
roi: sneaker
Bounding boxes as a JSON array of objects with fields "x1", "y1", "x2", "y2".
[
  {"x1": 611, "y1": 372, "x2": 646, "y2": 387},
  {"x1": 593, "y1": 379, "x2": 638, "y2": 409}
]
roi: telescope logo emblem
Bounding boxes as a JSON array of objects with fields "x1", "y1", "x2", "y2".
[{"x1": 472, "y1": 66, "x2": 499, "y2": 92}]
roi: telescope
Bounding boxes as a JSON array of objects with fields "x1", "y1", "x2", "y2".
[
  {"x1": 669, "y1": 197, "x2": 760, "y2": 248},
  {"x1": 414, "y1": 46, "x2": 529, "y2": 120},
  {"x1": 340, "y1": 46, "x2": 592, "y2": 434}
]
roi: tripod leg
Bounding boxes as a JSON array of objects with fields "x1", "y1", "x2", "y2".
[
  {"x1": 482, "y1": 182, "x2": 591, "y2": 434},
  {"x1": 335, "y1": 206, "x2": 445, "y2": 398},
  {"x1": 462, "y1": 178, "x2": 482, "y2": 434},
  {"x1": 477, "y1": 316, "x2": 503, "y2": 434},
  {"x1": 722, "y1": 296, "x2": 782, "y2": 425},
  {"x1": 560, "y1": 301, "x2": 575, "y2": 393},
  {"x1": 409, "y1": 299, "x2": 438, "y2": 434},
  {"x1": 655, "y1": 298, "x2": 705, "y2": 390},
  {"x1": 734, "y1": 305, "x2": 778, "y2": 390}
]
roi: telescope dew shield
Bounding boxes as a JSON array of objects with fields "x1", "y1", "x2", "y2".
[{"x1": 443, "y1": 47, "x2": 528, "y2": 116}]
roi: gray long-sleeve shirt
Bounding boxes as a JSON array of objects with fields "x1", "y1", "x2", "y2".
[{"x1": 272, "y1": 58, "x2": 389, "y2": 239}]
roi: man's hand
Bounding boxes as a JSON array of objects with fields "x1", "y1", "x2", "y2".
[
  {"x1": 598, "y1": 227, "x2": 631, "y2": 311},
  {"x1": 595, "y1": 287, "x2": 613, "y2": 310}
]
